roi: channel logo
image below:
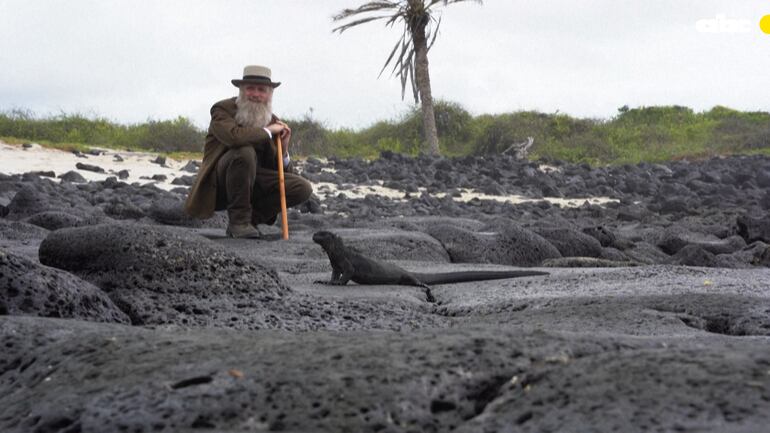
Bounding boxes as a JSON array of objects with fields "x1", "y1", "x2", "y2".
[
  {"x1": 761, "y1": 15, "x2": 770, "y2": 34},
  {"x1": 695, "y1": 14, "x2": 751, "y2": 33},
  {"x1": 695, "y1": 14, "x2": 770, "y2": 34}
]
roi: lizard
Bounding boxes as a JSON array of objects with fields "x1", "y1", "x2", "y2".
[{"x1": 312, "y1": 230, "x2": 549, "y2": 302}]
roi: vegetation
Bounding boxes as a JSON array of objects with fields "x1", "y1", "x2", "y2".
[
  {"x1": 333, "y1": 0, "x2": 483, "y2": 156},
  {"x1": 286, "y1": 103, "x2": 770, "y2": 164},
  {"x1": 2, "y1": 103, "x2": 769, "y2": 166},
  {"x1": 0, "y1": 108, "x2": 204, "y2": 155}
]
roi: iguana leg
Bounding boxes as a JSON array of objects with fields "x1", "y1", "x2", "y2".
[
  {"x1": 335, "y1": 258, "x2": 355, "y2": 285},
  {"x1": 403, "y1": 275, "x2": 435, "y2": 303},
  {"x1": 314, "y1": 269, "x2": 343, "y2": 285},
  {"x1": 421, "y1": 284, "x2": 435, "y2": 303},
  {"x1": 315, "y1": 262, "x2": 353, "y2": 286}
]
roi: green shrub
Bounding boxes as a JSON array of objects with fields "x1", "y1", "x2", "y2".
[
  {"x1": 3, "y1": 103, "x2": 770, "y2": 165},
  {"x1": 0, "y1": 109, "x2": 205, "y2": 153},
  {"x1": 137, "y1": 117, "x2": 204, "y2": 152}
]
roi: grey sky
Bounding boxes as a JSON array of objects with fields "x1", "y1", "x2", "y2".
[{"x1": 1, "y1": 0, "x2": 768, "y2": 130}]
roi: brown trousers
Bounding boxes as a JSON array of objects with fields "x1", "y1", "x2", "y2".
[{"x1": 215, "y1": 146, "x2": 312, "y2": 226}]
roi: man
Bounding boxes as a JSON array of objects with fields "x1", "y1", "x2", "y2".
[{"x1": 185, "y1": 65, "x2": 313, "y2": 238}]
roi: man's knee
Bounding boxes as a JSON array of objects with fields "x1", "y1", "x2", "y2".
[
  {"x1": 289, "y1": 176, "x2": 313, "y2": 205},
  {"x1": 227, "y1": 146, "x2": 257, "y2": 167}
]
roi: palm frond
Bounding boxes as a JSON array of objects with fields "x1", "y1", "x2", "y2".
[
  {"x1": 409, "y1": 61, "x2": 418, "y2": 102},
  {"x1": 378, "y1": 33, "x2": 407, "y2": 77},
  {"x1": 426, "y1": 15, "x2": 441, "y2": 50},
  {"x1": 388, "y1": 28, "x2": 412, "y2": 75},
  {"x1": 332, "y1": 15, "x2": 392, "y2": 33},
  {"x1": 332, "y1": 1, "x2": 399, "y2": 21},
  {"x1": 333, "y1": 0, "x2": 484, "y2": 101},
  {"x1": 428, "y1": 0, "x2": 483, "y2": 8}
]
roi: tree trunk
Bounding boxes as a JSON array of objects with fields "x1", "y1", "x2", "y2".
[{"x1": 412, "y1": 20, "x2": 440, "y2": 156}]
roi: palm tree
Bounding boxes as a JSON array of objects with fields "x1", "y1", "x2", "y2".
[{"x1": 333, "y1": 0, "x2": 482, "y2": 156}]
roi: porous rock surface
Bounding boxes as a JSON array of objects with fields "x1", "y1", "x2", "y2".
[
  {"x1": 1, "y1": 315, "x2": 769, "y2": 433},
  {"x1": 425, "y1": 222, "x2": 561, "y2": 266},
  {"x1": 2, "y1": 152, "x2": 770, "y2": 432},
  {"x1": 38, "y1": 223, "x2": 289, "y2": 326},
  {"x1": 0, "y1": 248, "x2": 129, "y2": 323},
  {"x1": 329, "y1": 228, "x2": 451, "y2": 262},
  {"x1": 23, "y1": 210, "x2": 88, "y2": 231}
]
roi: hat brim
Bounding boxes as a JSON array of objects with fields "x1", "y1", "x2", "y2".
[{"x1": 232, "y1": 78, "x2": 281, "y2": 88}]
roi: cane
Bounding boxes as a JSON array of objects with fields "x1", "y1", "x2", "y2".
[{"x1": 276, "y1": 134, "x2": 289, "y2": 240}]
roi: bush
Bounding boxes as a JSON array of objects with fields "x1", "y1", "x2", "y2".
[
  {"x1": 3, "y1": 103, "x2": 770, "y2": 164},
  {"x1": 0, "y1": 109, "x2": 204, "y2": 153},
  {"x1": 284, "y1": 114, "x2": 329, "y2": 156},
  {"x1": 138, "y1": 117, "x2": 204, "y2": 153}
]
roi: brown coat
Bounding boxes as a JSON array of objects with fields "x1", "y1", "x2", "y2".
[{"x1": 184, "y1": 97, "x2": 282, "y2": 219}]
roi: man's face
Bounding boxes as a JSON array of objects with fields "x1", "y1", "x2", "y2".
[{"x1": 243, "y1": 84, "x2": 272, "y2": 104}]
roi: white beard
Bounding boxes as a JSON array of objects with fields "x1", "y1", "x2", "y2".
[{"x1": 235, "y1": 92, "x2": 273, "y2": 128}]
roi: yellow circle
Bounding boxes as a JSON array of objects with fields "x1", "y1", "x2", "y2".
[{"x1": 760, "y1": 15, "x2": 770, "y2": 34}]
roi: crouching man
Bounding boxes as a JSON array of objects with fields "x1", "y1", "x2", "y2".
[{"x1": 185, "y1": 65, "x2": 313, "y2": 238}]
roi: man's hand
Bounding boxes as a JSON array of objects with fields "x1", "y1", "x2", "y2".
[{"x1": 266, "y1": 121, "x2": 291, "y2": 155}]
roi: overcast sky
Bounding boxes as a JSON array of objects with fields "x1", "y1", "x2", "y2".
[{"x1": 1, "y1": 0, "x2": 768, "y2": 130}]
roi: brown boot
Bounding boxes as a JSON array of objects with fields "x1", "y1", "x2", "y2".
[
  {"x1": 227, "y1": 208, "x2": 261, "y2": 239},
  {"x1": 226, "y1": 223, "x2": 262, "y2": 239}
]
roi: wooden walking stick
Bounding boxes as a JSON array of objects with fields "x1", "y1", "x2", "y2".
[{"x1": 276, "y1": 134, "x2": 289, "y2": 240}]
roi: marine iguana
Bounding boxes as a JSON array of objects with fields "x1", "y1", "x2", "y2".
[{"x1": 312, "y1": 231, "x2": 549, "y2": 302}]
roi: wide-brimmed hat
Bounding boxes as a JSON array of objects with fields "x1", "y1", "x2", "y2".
[{"x1": 231, "y1": 65, "x2": 281, "y2": 88}]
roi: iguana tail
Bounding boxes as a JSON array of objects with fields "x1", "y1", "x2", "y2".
[{"x1": 412, "y1": 270, "x2": 548, "y2": 285}]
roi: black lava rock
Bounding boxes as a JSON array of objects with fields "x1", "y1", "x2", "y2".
[
  {"x1": 75, "y1": 162, "x2": 105, "y2": 173},
  {"x1": 38, "y1": 224, "x2": 289, "y2": 326},
  {"x1": 1, "y1": 248, "x2": 129, "y2": 323},
  {"x1": 58, "y1": 170, "x2": 87, "y2": 183}
]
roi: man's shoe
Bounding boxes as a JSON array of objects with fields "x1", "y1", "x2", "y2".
[{"x1": 226, "y1": 224, "x2": 262, "y2": 239}]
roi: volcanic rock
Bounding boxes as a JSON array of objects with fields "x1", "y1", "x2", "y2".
[
  {"x1": 25, "y1": 170, "x2": 56, "y2": 178},
  {"x1": 5, "y1": 183, "x2": 100, "y2": 220},
  {"x1": 715, "y1": 241, "x2": 770, "y2": 268},
  {"x1": 657, "y1": 226, "x2": 747, "y2": 255},
  {"x1": 623, "y1": 242, "x2": 670, "y2": 265},
  {"x1": 582, "y1": 225, "x2": 617, "y2": 248},
  {"x1": 38, "y1": 224, "x2": 289, "y2": 326},
  {"x1": 426, "y1": 221, "x2": 561, "y2": 266},
  {"x1": 23, "y1": 211, "x2": 86, "y2": 231},
  {"x1": 180, "y1": 160, "x2": 200, "y2": 173},
  {"x1": 736, "y1": 214, "x2": 770, "y2": 243},
  {"x1": 58, "y1": 170, "x2": 87, "y2": 183},
  {"x1": 171, "y1": 175, "x2": 195, "y2": 186},
  {"x1": 668, "y1": 244, "x2": 717, "y2": 267},
  {"x1": 534, "y1": 226, "x2": 603, "y2": 258},
  {"x1": 0, "y1": 248, "x2": 129, "y2": 323},
  {"x1": 326, "y1": 229, "x2": 451, "y2": 262},
  {"x1": 75, "y1": 162, "x2": 105, "y2": 173},
  {"x1": 0, "y1": 218, "x2": 48, "y2": 238}
]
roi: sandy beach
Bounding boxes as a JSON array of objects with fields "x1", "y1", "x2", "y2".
[{"x1": 1, "y1": 140, "x2": 616, "y2": 208}]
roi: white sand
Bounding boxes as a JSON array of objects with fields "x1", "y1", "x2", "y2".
[
  {"x1": 1, "y1": 141, "x2": 190, "y2": 191},
  {"x1": 313, "y1": 181, "x2": 615, "y2": 207},
  {"x1": 0, "y1": 141, "x2": 617, "y2": 207}
]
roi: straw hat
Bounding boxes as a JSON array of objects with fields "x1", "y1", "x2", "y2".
[{"x1": 231, "y1": 65, "x2": 281, "y2": 88}]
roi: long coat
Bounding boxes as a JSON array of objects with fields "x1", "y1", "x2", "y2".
[{"x1": 184, "y1": 97, "x2": 281, "y2": 219}]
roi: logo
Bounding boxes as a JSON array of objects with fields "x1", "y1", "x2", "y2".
[
  {"x1": 695, "y1": 14, "x2": 751, "y2": 33},
  {"x1": 760, "y1": 15, "x2": 770, "y2": 34}
]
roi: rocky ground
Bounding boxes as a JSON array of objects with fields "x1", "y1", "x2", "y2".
[{"x1": 1, "y1": 149, "x2": 770, "y2": 432}]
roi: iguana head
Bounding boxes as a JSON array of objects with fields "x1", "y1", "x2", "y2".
[{"x1": 312, "y1": 231, "x2": 342, "y2": 250}]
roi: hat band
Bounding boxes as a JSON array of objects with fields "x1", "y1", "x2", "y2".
[{"x1": 242, "y1": 75, "x2": 271, "y2": 81}]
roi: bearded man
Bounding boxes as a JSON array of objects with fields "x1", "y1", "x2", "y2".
[{"x1": 185, "y1": 65, "x2": 313, "y2": 238}]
